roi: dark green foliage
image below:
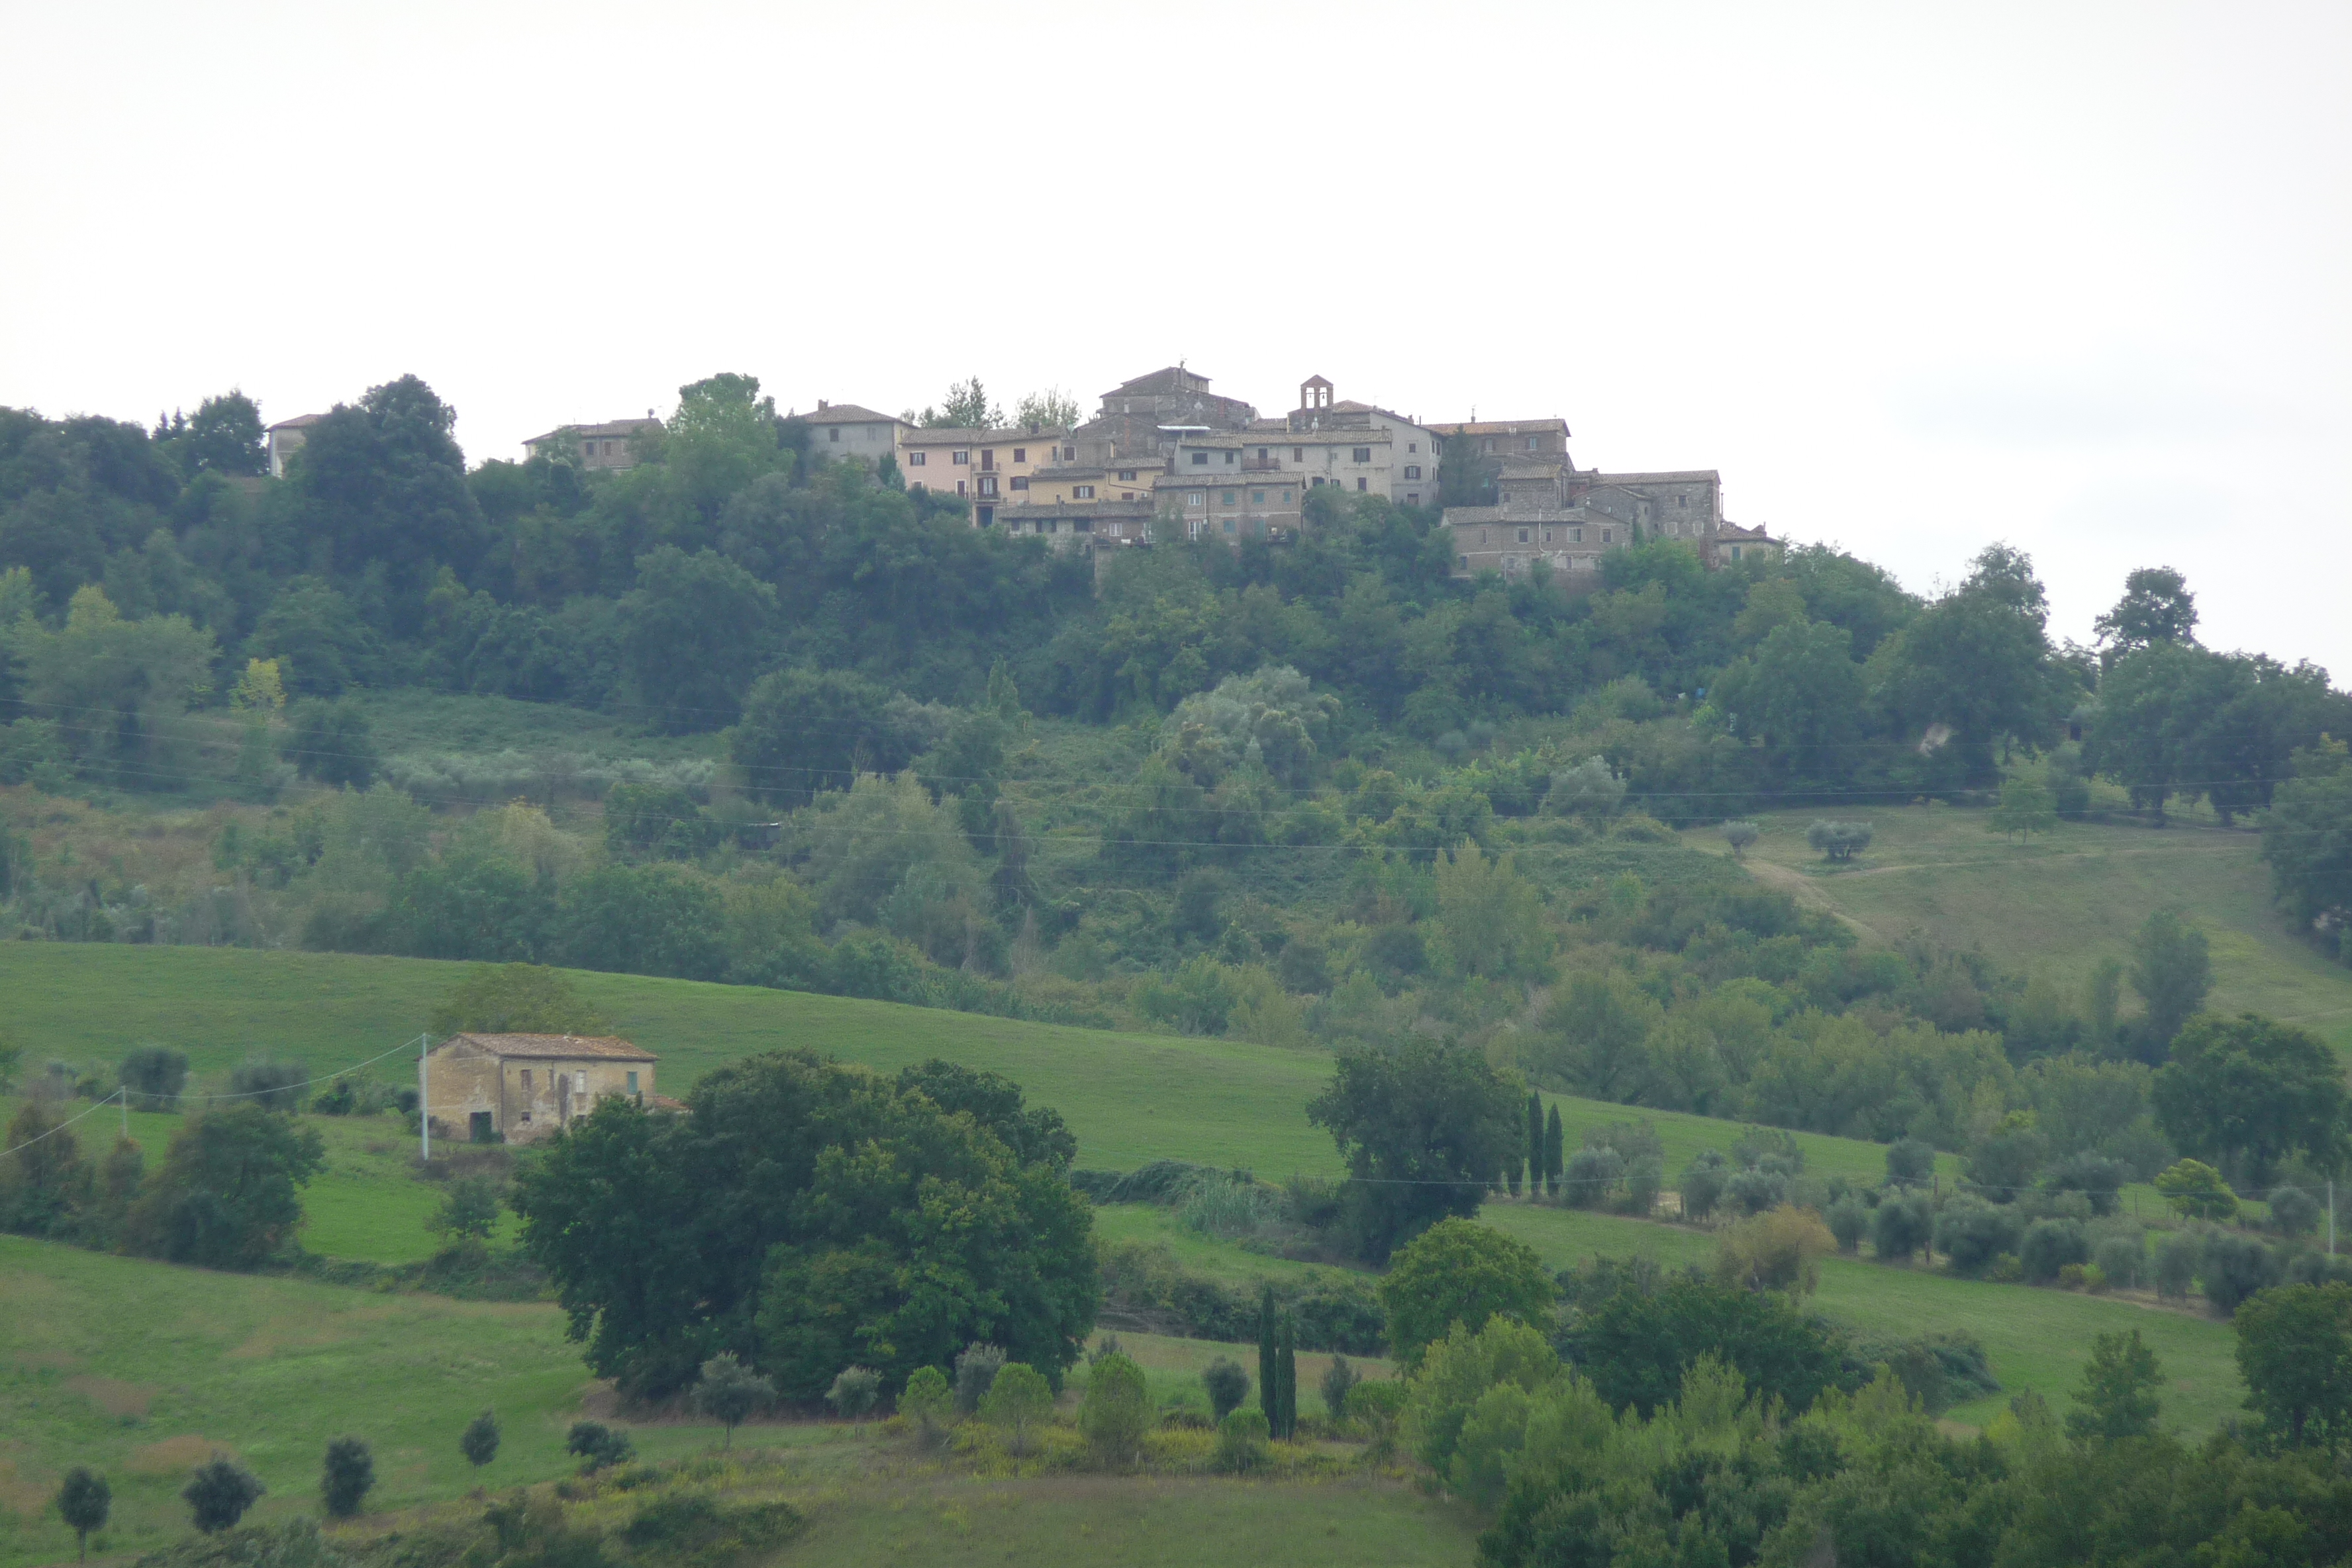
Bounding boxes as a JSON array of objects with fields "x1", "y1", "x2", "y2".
[
  {"x1": 953, "y1": 1342, "x2": 1005, "y2": 1415},
  {"x1": 2202, "y1": 1232, "x2": 2280, "y2": 1315},
  {"x1": 182, "y1": 1455, "x2": 263, "y2": 1533},
  {"x1": 1066, "y1": 1159, "x2": 1216, "y2": 1205},
  {"x1": 1, "y1": 1101, "x2": 89, "y2": 1238},
  {"x1": 2154, "y1": 1011, "x2": 2348, "y2": 1183},
  {"x1": 1931, "y1": 1198, "x2": 2022, "y2": 1276},
  {"x1": 1543, "y1": 1104, "x2": 1564, "y2": 1198},
  {"x1": 2263, "y1": 738, "x2": 2352, "y2": 938},
  {"x1": 2270, "y1": 1185, "x2": 2322, "y2": 1238},
  {"x1": 428, "y1": 1175, "x2": 503, "y2": 1242},
  {"x1": 1379, "y1": 1218, "x2": 1557, "y2": 1367},
  {"x1": 1560, "y1": 1268, "x2": 1843, "y2": 1418},
  {"x1": 2018, "y1": 1218, "x2": 2091, "y2": 1284},
  {"x1": 320, "y1": 1436, "x2": 373, "y2": 1518},
  {"x1": 1274, "y1": 1313, "x2": 1298, "y2": 1440},
  {"x1": 1095, "y1": 1240, "x2": 1385, "y2": 1353},
  {"x1": 554, "y1": 864, "x2": 727, "y2": 981},
  {"x1": 1825, "y1": 1194, "x2": 1869, "y2": 1253},
  {"x1": 728, "y1": 667, "x2": 927, "y2": 807},
  {"x1": 2236, "y1": 1283, "x2": 2352, "y2": 1449},
  {"x1": 428, "y1": 963, "x2": 605, "y2": 1038},
  {"x1": 119, "y1": 1045, "x2": 188, "y2": 1111},
  {"x1": 513, "y1": 1050, "x2": 1096, "y2": 1403},
  {"x1": 1842, "y1": 1330, "x2": 2000, "y2": 1416},
  {"x1": 2128, "y1": 908, "x2": 2211, "y2": 1057},
  {"x1": 128, "y1": 1104, "x2": 324, "y2": 1270},
  {"x1": 1884, "y1": 1137, "x2": 1936, "y2": 1186},
  {"x1": 565, "y1": 1422, "x2": 634, "y2": 1471},
  {"x1": 619, "y1": 1493, "x2": 805, "y2": 1564},
  {"x1": 1308, "y1": 1037, "x2": 1523, "y2": 1262},
  {"x1": 1806, "y1": 820, "x2": 1873, "y2": 861},
  {"x1": 2065, "y1": 1328, "x2": 2163, "y2": 1441},
  {"x1": 1678, "y1": 1152, "x2": 1728, "y2": 1220},
  {"x1": 893, "y1": 1057, "x2": 1077, "y2": 1171},
  {"x1": 1320, "y1": 1354, "x2": 1359, "y2": 1421},
  {"x1": 1525, "y1": 1091, "x2": 1544, "y2": 1196},
  {"x1": 603, "y1": 783, "x2": 719, "y2": 861},
  {"x1": 286, "y1": 701, "x2": 379, "y2": 787},
  {"x1": 56, "y1": 1466, "x2": 109, "y2": 1561},
  {"x1": 1257, "y1": 1286, "x2": 1278, "y2": 1434},
  {"x1": 1869, "y1": 1192, "x2": 1934, "y2": 1261},
  {"x1": 618, "y1": 547, "x2": 777, "y2": 733},
  {"x1": 460, "y1": 1410, "x2": 501, "y2": 1467},
  {"x1": 225, "y1": 1057, "x2": 307, "y2": 1111},
  {"x1": 1202, "y1": 1356, "x2": 1249, "y2": 1422},
  {"x1": 2041, "y1": 1152, "x2": 2128, "y2": 1215}
]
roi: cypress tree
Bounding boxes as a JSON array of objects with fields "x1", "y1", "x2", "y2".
[
  {"x1": 1544, "y1": 1104, "x2": 1565, "y2": 1197},
  {"x1": 1506, "y1": 1155, "x2": 1522, "y2": 1198},
  {"x1": 1257, "y1": 1285, "x2": 1278, "y2": 1426},
  {"x1": 1276, "y1": 1314, "x2": 1298, "y2": 1439},
  {"x1": 1527, "y1": 1093, "x2": 1544, "y2": 1197}
]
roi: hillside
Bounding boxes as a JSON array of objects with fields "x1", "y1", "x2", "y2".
[{"x1": 1718, "y1": 803, "x2": 2352, "y2": 1054}]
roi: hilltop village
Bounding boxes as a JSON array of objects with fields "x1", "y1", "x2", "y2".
[{"x1": 268, "y1": 365, "x2": 1776, "y2": 585}]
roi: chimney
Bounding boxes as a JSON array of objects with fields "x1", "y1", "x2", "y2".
[{"x1": 818, "y1": 399, "x2": 829, "y2": 411}]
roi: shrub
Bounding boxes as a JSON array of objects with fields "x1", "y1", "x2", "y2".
[
  {"x1": 1715, "y1": 1204, "x2": 1835, "y2": 1295},
  {"x1": 119, "y1": 1046, "x2": 189, "y2": 1112},
  {"x1": 2153, "y1": 1232, "x2": 2201, "y2": 1299},
  {"x1": 1872, "y1": 1193, "x2": 1934, "y2": 1261},
  {"x1": 1214, "y1": 1408, "x2": 1271, "y2": 1473},
  {"x1": 1623, "y1": 1156, "x2": 1663, "y2": 1217},
  {"x1": 2042, "y1": 1153, "x2": 2128, "y2": 1216},
  {"x1": 1826, "y1": 1195, "x2": 1871, "y2": 1254},
  {"x1": 2269, "y1": 1185, "x2": 2322, "y2": 1238},
  {"x1": 1378, "y1": 1217, "x2": 1556, "y2": 1366},
  {"x1": 1202, "y1": 1357, "x2": 1250, "y2": 1422},
  {"x1": 1934, "y1": 1199, "x2": 2024, "y2": 1276},
  {"x1": 320, "y1": 1437, "x2": 373, "y2": 1518},
  {"x1": 697, "y1": 1353, "x2": 775, "y2": 1446},
  {"x1": 1563, "y1": 1147, "x2": 1624, "y2": 1210},
  {"x1": 565, "y1": 1422, "x2": 634, "y2": 1471},
  {"x1": 56, "y1": 1467, "x2": 110, "y2": 1562},
  {"x1": 1806, "y1": 820, "x2": 1873, "y2": 861},
  {"x1": 1679, "y1": 1154, "x2": 1730, "y2": 1221},
  {"x1": 2094, "y1": 1234, "x2": 2145, "y2": 1291},
  {"x1": 460, "y1": 1410, "x2": 500, "y2": 1468},
  {"x1": 227, "y1": 1059, "x2": 309, "y2": 1112},
  {"x1": 2202, "y1": 1233, "x2": 2278, "y2": 1314},
  {"x1": 1080, "y1": 1353, "x2": 1151, "y2": 1468},
  {"x1": 899, "y1": 1365, "x2": 952, "y2": 1447},
  {"x1": 1885, "y1": 1138, "x2": 1936, "y2": 1187},
  {"x1": 1727, "y1": 1168, "x2": 1788, "y2": 1216},
  {"x1": 826, "y1": 1366, "x2": 881, "y2": 1421},
  {"x1": 2020, "y1": 1218, "x2": 2091, "y2": 1285},
  {"x1": 2155, "y1": 1159, "x2": 2239, "y2": 1222},
  {"x1": 954, "y1": 1342, "x2": 1006, "y2": 1414},
  {"x1": 1721, "y1": 820, "x2": 1759, "y2": 858},
  {"x1": 183, "y1": 1455, "x2": 263, "y2": 1534},
  {"x1": 428, "y1": 1175, "x2": 504, "y2": 1244},
  {"x1": 1321, "y1": 1354, "x2": 1359, "y2": 1420},
  {"x1": 979, "y1": 1363, "x2": 1054, "y2": 1457}
]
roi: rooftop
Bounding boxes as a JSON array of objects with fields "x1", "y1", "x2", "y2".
[
  {"x1": 1428, "y1": 418, "x2": 1572, "y2": 438},
  {"x1": 522, "y1": 418, "x2": 661, "y2": 445},
  {"x1": 788, "y1": 403, "x2": 899, "y2": 425},
  {"x1": 900, "y1": 425, "x2": 1067, "y2": 446},
  {"x1": 440, "y1": 1032, "x2": 658, "y2": 1062},
  {"x1": 1103, "y1": 366, "x2": 1214, "y2": 397},
  {"x1": 266, "y1": 413, "x2": 326, "y2": 432}
]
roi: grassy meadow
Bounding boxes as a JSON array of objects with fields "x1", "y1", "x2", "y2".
[{"x1": 1718, "y1": 802, "x2": 2352, "y2": 1054}]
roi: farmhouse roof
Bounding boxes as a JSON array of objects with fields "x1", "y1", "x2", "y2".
[
  {"x1": 267, "y1": 413, "x2": 326, "y2": 432},
  {"x1": 522, "y1": 418, "x2": 661, "y2": 445},
  {"x1": 440, "y1": 1032, "x2": 658, "y2": 1062},
  {"x1": 789, "y1": 403, "x2": 899, "y2": 424}
]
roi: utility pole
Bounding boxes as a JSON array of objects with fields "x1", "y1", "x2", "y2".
[
  {"x1": 418, "y1": 1034, "x2": 431, "y2": 1163},
  {"x1": 2330, "y1": 1177, "x2": 2337, "y2": 1258},
  {"x1": 119, "y1": 1085, "x2": 128, "y2": 1141}
]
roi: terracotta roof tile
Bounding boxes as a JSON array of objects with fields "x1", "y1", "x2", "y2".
[{"x1": 440, "y1": 1032, "x2": 658, "y2": 1062}]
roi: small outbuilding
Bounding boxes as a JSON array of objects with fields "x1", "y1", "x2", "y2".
[{"x1": 423, "y1": 1032, "x2": 660, "y2": 1145}]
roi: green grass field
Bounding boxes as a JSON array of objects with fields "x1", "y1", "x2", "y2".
[{"x1": 1719, "y1": 803, "x2": 2352, "y2": 1054}]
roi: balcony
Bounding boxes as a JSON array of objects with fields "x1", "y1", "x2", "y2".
[{"x1": 1240, "y1": 456, "x2": 1284, "y2": 471}]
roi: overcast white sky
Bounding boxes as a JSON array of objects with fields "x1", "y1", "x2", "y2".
[{"x1": 4, "y1": 2, "x2": 2345, "y2": 672}]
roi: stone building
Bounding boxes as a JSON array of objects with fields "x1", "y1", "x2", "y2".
[
  {"x1": 785, "y1": 401, "x2": 908, "y2": 469},
  {"x1": 1446, "y1": 459, "x2": 1775, "y2": 582},
  {"x1": 422, "y1": 1032, "x2": 660, "y2": 1146},
  {"x1": 522, "y1": 418, "x2": 663, "y2": 473},
  {"x1": 265, "y1": 413, "x2": 324, "y2": 479},
  {"x1": 897, "y1": 424, "x2": 1068, "y2": 527}
]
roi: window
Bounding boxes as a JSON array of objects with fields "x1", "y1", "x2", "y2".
[
  {"x1": 576, "y1": 1071, "x2": 588, "y2": 1096},
  {"x1": 1517, "y1": 528, "x2": 1530, "y2": 543},
  {"x1": 1073, "y1": 484, "x2": 1095, "y2": 499},
  {"x1": 1479, "y1": 528, "x2": 1489, "y2": 543},
  {"x1": 1251, "y1": 490, "x2": 1265, "y2": 504},
  {"x1": 1187, "y1": 491, "x2": 1206, "y2": 507},
  {"x1": 1223, "y1": 451, "x2": 1236, "y2": 465},
  {"x1": 1731, "y1": 546, "x2": 1743, "y2": 560},
  {"x1": 1352, "y1": 447, "x2": 1371, "y2": 463},
  {"x1": 601, "y1": 440, "x2": 614, "y2": 456},
  {"x1": 1281, "y1": 489, "x2": 1293, "y2": 502},
  {"x1": 1543, "y1": 529, "x2": 1553, "y2": 543},
  {"x1": 1121, "y1": 491, "x2": 1134, "y2": 500},
  {"x1": 1482, "y1": 439, "x2": 1495, "y2": 454},
  {"x1": 1257, "y1": 448, "x2": 1269, "y2": 460},
  {"x1": 952, "y1": 450, "x2": 969, "y2": 464},
  {"x1": 980, "y1": 450, "x2": 995, "y2": 470},
  {"x1": 1675, "y1": 493, "x2": 1687, "y2": 509},
  {"x1": 827, "y1": 427, "x2": 840, "y2": 443},
  {"x1": 1192, "y1": 451, "x2": 1209, "y2": 466},
  {"x1": 1457, "y1": 554, "x2": 1469, "y2": 568},
  {"x1": 1525, "y1": 436, "x2": 1537, "y2": 450},
  {"x1": 1571, "y1": 528, "x2": 1583, "y2": 542},
  {"x1": 581, "y1": 442, "x2": 594, "y2": 459},
  {"x1": 1602, "y1": 529, "x2": 1612, "y2": 543},
  {"x1": 907, "y1": 450, "x2": 926, "y2": 466},
  {"x1": 1406, "y1": 493, "x2": 1419, "y2": 505},
  {"x1": 1012, "y1": 448, "x2": 1026, "y2": 462},
  {"x1": 977, "y1": 475, "x2": 998, "y2": 497},
  {"x1": 977, "y1": 505, "x2": 994, "y2": 526},
  {"x1": 1403, "y1": 464, "x2": 1421, "y2": 480},
  {"x1": 1223, "y1": 518, "x2": 1236, "y2": 534},
  {"x1": 1222, "y1": 490, "x2": 1237, "y2": 505},
  {"x1": 956, "y1": 480, "x2": 967, "y2": 496},
  {"x1": 521, "y1": 1069, "x2": 532, "y2": 1092},
  {"x1": 1293, "y1": 447, "x2": 1303, "y2": 461},
  {"x1": 626, "y1": 1071, "x2": 638, "y2": 1094},
  {"x1": 1010, "y1": 475, "x2": 1029, "y2": 490},
  {"x1": 1356, "y1": 478, "x2": 1368, "y2": 491},
  {"x1": 1408, "y1": 441, "x2": 1418, "y2": 453},
  {"x1": 1118, "y1": 469, "x2": 1136, "y2": 481}
]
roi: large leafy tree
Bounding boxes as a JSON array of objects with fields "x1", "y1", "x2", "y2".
[
  {"x1": 2088, "y1": 642, "x2": 2347, "y2": 824},
  {"x1": 2152, "y1": 1012, "x2": 2347, "y2": 1184},
  {"x1": 1307, "y1": 1036, "x2": 1523, "y2": 1262},
  {"x1": 616, "y1": 546, "x2": 777, "y2": 732},
  {"x1": 126, "y1": 1105, "x2": 325, "y2": 1269},
  {"x1": 293, "y1": 375, "x2": 488, "y2": 617},
  {"x1": 2092, "y1": 565, "x2": 2198, "y2": 666},
  {"x1": 512, "y1": 1050, "x2": 1095, "y2": 1402},
  {"x1": 2235, "y1": 1283, "x2": 2352, "y2": 1449},
  {"x1": 1378, "y1": 1217, "x2": 1556, "y2": 1365},
  {"x1": 154, "y1": 391, "x2": 267, "y2": 479},
  {"x1": 1867, "y1": 544, "x2": 2073, "y2": 784},
  {"x1": 1708, "y1": 616, "x2": 1866, "y2": 788},
  {"x1": 729, "y1": 667, "x2": 926, "y2": 806},
  {"x1": 1560, "y1": 1271, "x2": 1842, "y2": 1418},
  {"x1": 17, "y1": 585, "x2": 214, "y2": 778},
  {"x1": 2265, "y1": 738, "x2": 2352, "y2": 942}
]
